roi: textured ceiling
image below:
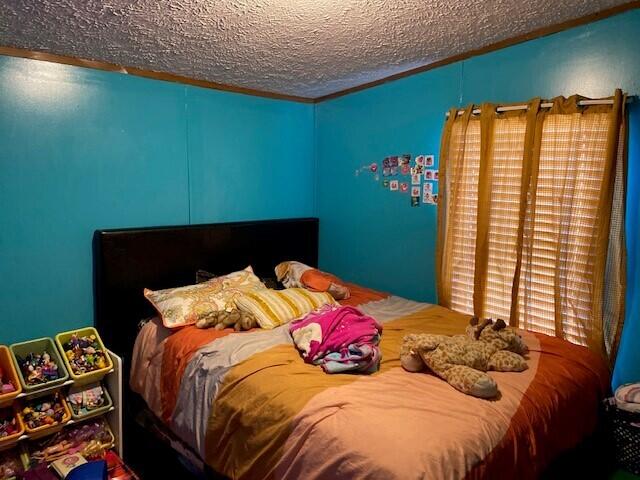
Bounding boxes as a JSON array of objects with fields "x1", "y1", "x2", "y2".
[{"x1": 0, "y1": 0, "x2": 631, "y2": 98}]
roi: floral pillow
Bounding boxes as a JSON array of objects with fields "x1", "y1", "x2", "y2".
[{"x1": 144, "y1": 266, "x2": 266, "y2": 329}]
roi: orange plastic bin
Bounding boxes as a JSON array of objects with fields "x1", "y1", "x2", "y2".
[{"x1": 0, "y1": 346, "x2": 21, "y2": 408}]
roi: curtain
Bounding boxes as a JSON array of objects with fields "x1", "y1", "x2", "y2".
[{"x1": 436, "y1": 90, "x2": 627, "y2": 363}]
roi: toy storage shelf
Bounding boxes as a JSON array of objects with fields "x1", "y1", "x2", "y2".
[
  {"x1": 15, "y1": 407, "x2": 116, "y2": 442},
  {"x1": 6, "y1": 349, "x2": 123, "y2": 456},
  {"x1": 15, "y1": 379, "x2": 76, "y2": 399}
]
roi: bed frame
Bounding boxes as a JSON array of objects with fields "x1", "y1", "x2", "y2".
[
  {"x1": 93, "y1": 217, "x2": 318, "y2": 367},
  {"x1": 91, "y1": 217, "x2": 614, "y2": 478},
  {"x1": 92, "y1": 217, "x2": 318, "y2": 477}
]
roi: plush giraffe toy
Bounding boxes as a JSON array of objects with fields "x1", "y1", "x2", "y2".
[{"x1": 400, "y1": 317, "x2": 529, "y2": 398}]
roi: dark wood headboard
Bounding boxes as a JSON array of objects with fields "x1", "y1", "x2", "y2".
[{"x1": 93, "y1": 217, "x2": 318, "y2": 367}]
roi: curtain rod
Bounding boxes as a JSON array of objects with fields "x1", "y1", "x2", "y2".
[{"x1": 446, "y1": 97, "x2": 634, "y2": 117}]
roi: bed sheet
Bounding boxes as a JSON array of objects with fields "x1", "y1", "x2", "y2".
[{"x1": 130, "y1": 286, "x2": 609, "y2": 479}]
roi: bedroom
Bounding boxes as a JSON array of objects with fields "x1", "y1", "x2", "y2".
[{"x1": 1, "y1": 1, "x2": 640, "y2": 479}]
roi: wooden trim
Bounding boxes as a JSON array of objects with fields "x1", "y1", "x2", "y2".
[
  {"x1": 1, "y1": 1, "x2": 638, "y2": 104},
  {"x1": 314, "y1": 1, "x2": 640, "y2": 103},
  {"x1": 0, "y1": 45, "x2": 315, "y2": 104}
]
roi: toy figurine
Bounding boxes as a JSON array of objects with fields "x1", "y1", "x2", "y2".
[
  {"x1": 18, "y1": 352, "x2": 60, "y2": 385},
  {"x1": 22, "y1": 393, "x2": 67, "y2": 430},
  {"x1": 64, "y1": 334, "x2": 108, "y2": 375},
  {"x1": 0, "y1": 366, "x2": 16, "y2": 394},
  {"x1": 67, "y1": 385, "x2": 106, "y2": 416},
  {"x1": 0, "y1": 450, "x2": 22, "y2": 479},
  {"x1": 30, "y1": 419, "x2": 113, "y2": 464},
  {"x1": 0, "y1": 410, "x2": 18, "y2": 438}
]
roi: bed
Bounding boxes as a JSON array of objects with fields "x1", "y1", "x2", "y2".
[{"x1": 93, "y1": 218, "x2": 611, "y2": 479}]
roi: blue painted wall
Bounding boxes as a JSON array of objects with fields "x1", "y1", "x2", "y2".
[
  {"x1": 315, "y1": 63, "x2": 460, "y2": 302},
  {"x1": 1, "y1": 9, "x2": 639, "y2": 385},
  {"x1": 618, "y1": 102, "x2": 640, "y2": 389},
  {"x1": 315, "y1": 10, "x2": 640, "y2": 387},
  {"x1": 0, "y1": 56, "x2": 314, "y2": 344}
]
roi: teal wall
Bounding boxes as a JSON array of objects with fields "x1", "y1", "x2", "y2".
[
  {"x1": 620, "y1": 102, "x2": 640, "y2": 389},
  {"x1": 0, "y1": 56, "x2": 314, "y2": 344},
  {"x1": 315, "y1": 10, "x2": 640, "y2": 387},
  {"x1": 1, "y1": 9, "x2": 639, "y2": 386}
]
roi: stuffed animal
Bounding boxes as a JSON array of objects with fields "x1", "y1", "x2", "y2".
[
  {"x1": 275, "y1": 261, "x2": 350, "y2": 300},
  {"x1": 400, "y1": 317, "x2": 528, "y2": 398},
  {"x1": 195, "y1": 309, "x2": 258, "y2": 331}
]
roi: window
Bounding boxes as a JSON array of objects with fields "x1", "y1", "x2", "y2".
[{"x1": 436, "y1": 92, "x2": 626, "y2": 362}]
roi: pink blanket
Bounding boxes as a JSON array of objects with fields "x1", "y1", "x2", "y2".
[{"x1": 289, "y1": 305, "x2": 382, "y2": 373}]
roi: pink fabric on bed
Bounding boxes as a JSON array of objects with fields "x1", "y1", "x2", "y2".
[{"x1": 290, "y1": 305, "x2": 382, "y2": 373}]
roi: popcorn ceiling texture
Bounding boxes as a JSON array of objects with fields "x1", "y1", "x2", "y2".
[{"x1": 0, "y1": 0, "x2": 630, "y2": 98}]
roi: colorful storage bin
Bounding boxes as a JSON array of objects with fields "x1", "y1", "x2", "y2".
[
  {"x1": 0, "y1": 347, "x2": 21, "y2": 408},
  {"x1": 0, "y1": 444, "x2": 25, "y2": 479},
  {"x1": 20, "y1": 395, "x2": 71, "y2": 440},
  {"x1": 0, "y1": 408, "x2": 24, "y2": 452},
  {"x1": 55, "y1": 328, "x2": 113, "y2": 386},
  {"x1": 10, "y1": 338, "x2": 69, "y2": 394},
  {"x1": 25, "y1": 418, "x2": 115, "y2": 466},
  {"x1": 66, "y1": 383, "x2": 113, "y2": 421}
]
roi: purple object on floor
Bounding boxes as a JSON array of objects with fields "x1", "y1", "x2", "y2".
[{"x1": 23, "y1": 464, "x2": 57, "y2": 480}]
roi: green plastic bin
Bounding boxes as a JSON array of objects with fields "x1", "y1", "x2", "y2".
[
  {"x1": 55, "y1": 327, "x2": 113, "y2": 386},
  {"x1": 66, "y1": 382, "x2": 113, "y2": 421},
  {"x1": 9, "y1": 338, "x2": 69, "y2": 394}
]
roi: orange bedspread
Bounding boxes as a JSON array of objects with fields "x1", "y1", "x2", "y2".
[
  {"x1": 156, "y1": 282, "x2": 387, "y2": 421},
  {"x1": 130, "y1": 288, "x2": 609, "y2": 480}
]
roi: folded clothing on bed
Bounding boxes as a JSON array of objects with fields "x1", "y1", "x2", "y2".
[{"x1": 290, "y1": 304, "x2": 382, "y2": 373}]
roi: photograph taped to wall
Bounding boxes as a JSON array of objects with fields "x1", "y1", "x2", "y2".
[
  {"x1": 382, "y1": 157, "x2": 391, "y2": 177},
  {"x1": 400, "y1": 182, "x2": 408, "y2": 193},
  {"x1": 390, "y1": 180, "x2": 399, "y2": 191},
  {"x1": 411, "y1": 174, "x2": 421, "y2": 185},
  {"x1": 400, "y1": 154, "x2": 411, "y2": 174},
  {"x1": 424, "y1": 169, "x2": 438, "y2": 180},
  {"x1": 425, "y1": 155, "x2": 435, "y2": 167},
  {"x1": 423, "y1": 192, "x2": 437, "y2": 204},
  {"x1": 415, "y1": 155, "x2": 425, "y2": 166},
  {"x1": 411, "y1": 186, "x2": 420, "y2": 197},
  {"x1": 390, "y1": 156, "x2": 399, "y2": 176},
  {"x1": 423, "y1": 182, "x2": 432, "y2": 194},
  {"x1": 411, "y1": 196, "x2": 420, "y2": 207}
]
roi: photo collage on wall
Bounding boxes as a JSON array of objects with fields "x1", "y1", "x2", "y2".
[{"x1": 356, "y1": 153, "x2": 438, "y2": 207}]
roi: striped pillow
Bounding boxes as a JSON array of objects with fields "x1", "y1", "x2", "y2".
[{"x1": 236, "y1": 288, "x2": 336, "y2": 329}]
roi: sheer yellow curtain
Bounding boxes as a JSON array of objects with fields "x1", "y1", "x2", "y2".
[
  {"x1": 437, "y1": 102, "x2": 538, "y2": 317},
  {"x1": 437, "y1": 91, "x2": 627, "y2": 362},
  {"x1": 437, "y1": 106, "x2": 478, "y2": 313}
]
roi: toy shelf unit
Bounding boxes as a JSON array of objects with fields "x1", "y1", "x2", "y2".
[{"x1": 2, "y1": 348, "x2": 123, "y2": 457}]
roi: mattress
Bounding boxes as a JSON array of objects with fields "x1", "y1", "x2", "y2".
[{"x1": 130, "y1": 284, "x2": 609, "y2": 479}]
